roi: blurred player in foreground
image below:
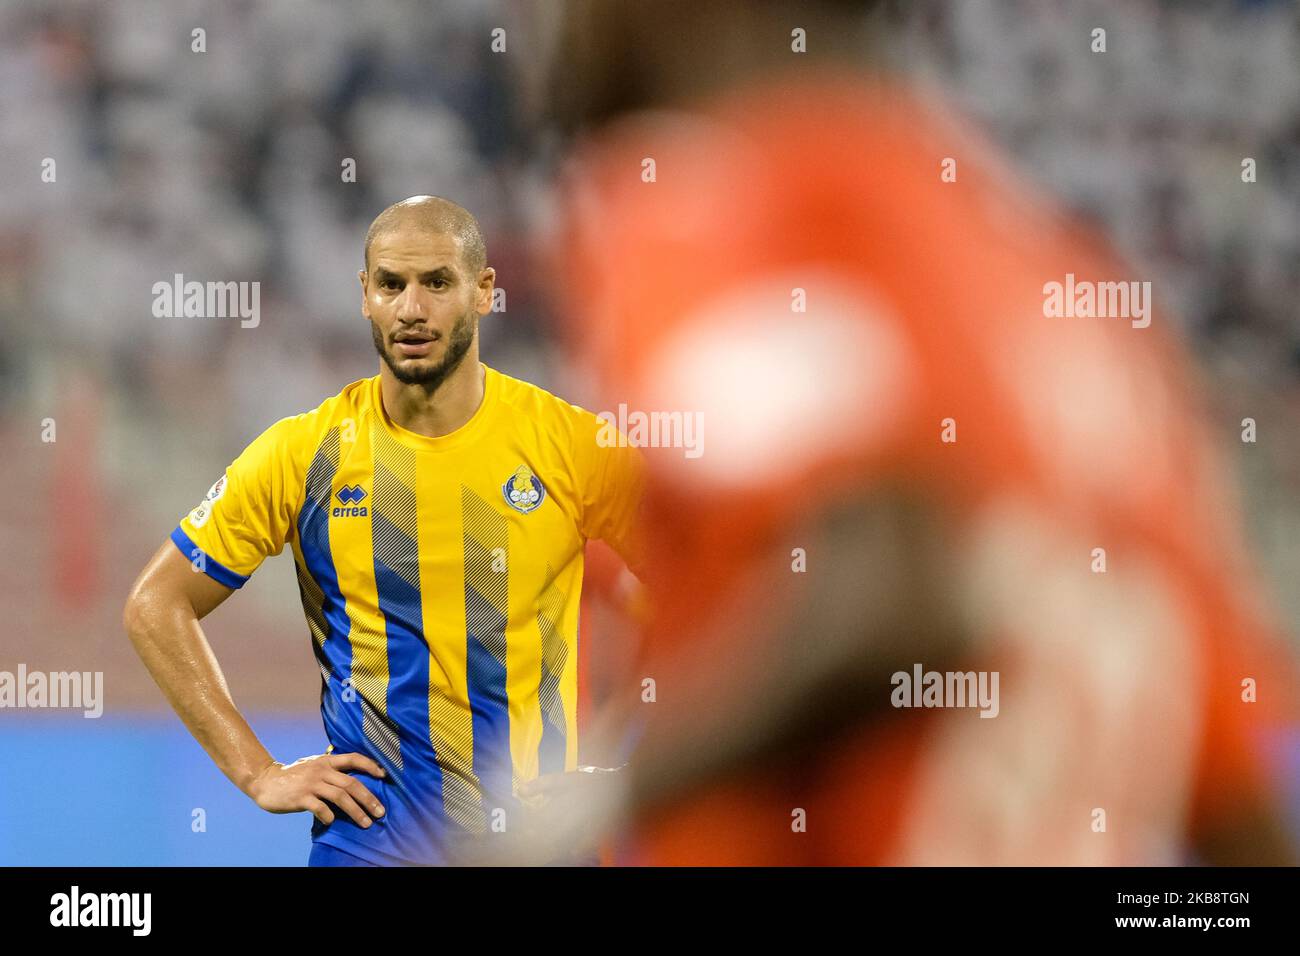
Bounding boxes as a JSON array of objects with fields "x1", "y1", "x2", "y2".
[
  {"x1": 123, "y1": 196, "x2": 643, "y2": 866},
  {"x1": 506, "y1": 0, "x2": 1300, "y2": 865}
]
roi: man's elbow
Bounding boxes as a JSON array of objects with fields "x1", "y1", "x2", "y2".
[
  {"x1": 121, "y1": 580, "x2": 152, "y2": 647},
  {"x1": 122, "y1": 573, "x2": 174, "y2": 650}
]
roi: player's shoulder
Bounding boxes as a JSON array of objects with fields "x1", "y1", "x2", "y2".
[
  {"x1": 311, "y1": 374, "x2": 380, "y2": 429},
  {"x1": 490, "y1": 365, "x2": 606, "y2": 438},
  {"x1": 242, "y1": 375, "x2": 379, "y2": 461}
]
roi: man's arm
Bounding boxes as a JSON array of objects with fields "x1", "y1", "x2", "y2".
[
  {"x1": 496, "y1": 490, "x2": 967, "y2": 863},
  {"x1": 626, "y1": 490, "x2": 1299, "y2": 867},
  {"x1": 624, "y1": 490, "x2": 967, "y2": 821},
  {"x1": 122, "y1": 539, "x2": 388, "y2": 829}
]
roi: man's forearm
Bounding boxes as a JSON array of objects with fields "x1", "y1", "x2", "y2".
[{"x1": 124, "y1": 599, "x2": 274, "y2": 795}]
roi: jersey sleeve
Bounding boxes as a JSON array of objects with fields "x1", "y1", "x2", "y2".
[
  {"x1": 169, "y1": 416, "x2": 302, "y2": 589},
  {"x1": 1190, "y1": 602, "x2": 1300, "y2": 839},
  {"x1": 573, "y1": 409, "x2": 647, "y2": 577}
]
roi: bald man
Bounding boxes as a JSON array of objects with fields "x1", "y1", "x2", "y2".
[{"x1": 123, "y1": 196, "x2": 645, "y2": 866}]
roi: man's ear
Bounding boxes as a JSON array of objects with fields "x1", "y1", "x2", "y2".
[
  {"x1": 358, "y1": 269, "x2": 369, "y2": 317},
  {"x1": 476, "y1": 267, "x2": 496, "y2": 315}
]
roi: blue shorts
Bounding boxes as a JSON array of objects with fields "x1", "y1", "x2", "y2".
[
  {"x1": 308, "y1": 842, "x2": 382, "y2": 867},
  {"x1": 308, "y1": 839, "x2": 601, "y2": 867}
]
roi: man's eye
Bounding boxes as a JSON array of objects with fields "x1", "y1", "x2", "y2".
[
  {"x1": 381, "y1": 280, "x2": 399, "y2": 290},
  {"x1": 429, "y1": 278, "x2": 447, "y2": 289}
]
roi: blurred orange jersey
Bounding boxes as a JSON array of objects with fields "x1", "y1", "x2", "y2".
[{"x1": 559, "y1": 72, "x2": 1298, "y2": 864}]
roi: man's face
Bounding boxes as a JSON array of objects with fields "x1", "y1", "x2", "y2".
[{"x1": 360, "y1": 228, "x2": 494, "y2": 388}]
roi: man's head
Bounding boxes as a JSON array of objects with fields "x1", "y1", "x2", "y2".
[
  {"x1": 360, "y1": 195, "x2": 494, "y2": 390},
  {"x1": 548, "y1": 0, "x2": 881, "y2": 134}
]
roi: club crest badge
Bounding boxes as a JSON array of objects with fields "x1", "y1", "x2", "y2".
[{"x1": 502, "y1": 464, "x2": 545, "y2": 514}]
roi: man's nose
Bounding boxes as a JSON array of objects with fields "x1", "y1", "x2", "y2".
[{"x1": 394, "y1": 283, "x2": 430, "y2": 320}]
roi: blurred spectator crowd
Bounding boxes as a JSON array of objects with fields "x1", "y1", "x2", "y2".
[{"x1": 0, "y1": 0, "x2": 1297, "y2": 639}]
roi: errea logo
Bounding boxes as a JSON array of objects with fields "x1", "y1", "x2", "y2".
[{"x1": 333, "y1": 485, "x2": 368, "y2": 517}]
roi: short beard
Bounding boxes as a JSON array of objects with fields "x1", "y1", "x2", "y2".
[{"x1": 372, "y1": 310, "x2": 476, "y2": 391}]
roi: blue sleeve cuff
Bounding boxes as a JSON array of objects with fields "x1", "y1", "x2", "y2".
[{"x1": 169, "y1": 526, "x2": 252, "y2": 589}]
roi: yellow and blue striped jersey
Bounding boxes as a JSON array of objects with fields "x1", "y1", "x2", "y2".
[{"x1": 170, "y1": 364, "x2": 644, "y2": 864}]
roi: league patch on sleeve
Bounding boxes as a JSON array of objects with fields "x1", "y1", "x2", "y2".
[{"x1": 188, "y1": 473, "x2": 228, "y2": 528}]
